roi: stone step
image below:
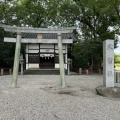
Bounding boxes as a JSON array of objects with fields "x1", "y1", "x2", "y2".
[{"x1": 23, "y1": 69, "x2": 67, "y2": 75}]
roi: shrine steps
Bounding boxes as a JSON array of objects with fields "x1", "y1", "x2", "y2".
[{"x1": 23, "y1": 69, "x2": 67, "y2": 75}]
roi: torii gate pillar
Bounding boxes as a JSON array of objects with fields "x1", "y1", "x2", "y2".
[
  {"x1": 57, "y1": 33, "x2": 66, "y2": 88},
  {"x1": 12, "y1": 32, "x2": 21, "y2": 88}
]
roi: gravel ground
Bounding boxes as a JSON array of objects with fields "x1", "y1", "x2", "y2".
[{"x1": 0, "y1": 74, "x2": 120, "y2": 120}]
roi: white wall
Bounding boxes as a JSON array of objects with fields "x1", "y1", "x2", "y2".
[
  {"x1": 55, "y1": 44, "x2": 66, "y2": 49},
  {"x1": 29, "y1": 44, "x2": 39, "y2": 49},
  {"x1": 40, "y1": 44, "x2": 54, "y2": 48},
  {"x1": 28, "y1": 64, "x2": 39, "y2": 68},
  {"x1": 40, "y1": 49, "x2": 54, "y2": 53}
]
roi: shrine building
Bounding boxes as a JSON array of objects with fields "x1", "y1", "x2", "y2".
[{"x1": 2, "y1": 25, "x2": 75, "y2": 70}]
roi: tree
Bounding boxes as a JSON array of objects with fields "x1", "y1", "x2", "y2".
[
  {"x1": 0, "y1": 0, "x2": 24, "y2": 68},
  {"x1": 0, "y1": 0, "x2": 120, "y2": 70},
  {"x1": 55, "y1": 0, "x2": 120, "y2": 70}
]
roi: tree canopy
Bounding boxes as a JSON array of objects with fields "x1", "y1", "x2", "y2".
[{"x1": 0, "y1": 0, "x2": 120, "y2": 69}]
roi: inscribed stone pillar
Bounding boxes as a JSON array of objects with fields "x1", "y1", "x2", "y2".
[
  {"x1": 57, "y1": 33, "x2": 66, "y2": 88},
  {"x1": 12, "y1": 32, "x2": 21, "y2": 88},
  {"x1": 103, "y1": 40, "x2": 114, "y2": 87}
]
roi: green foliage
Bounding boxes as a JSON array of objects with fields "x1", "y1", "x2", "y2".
[
  {"x1": 114, "y1": 54, "x2": 120, "y2": 63},
  {"x1": 58, "y1": 0, "x2": 120, "y2": 69},
  {"x1": 0, "y1": 0, "x2": 48, "y2": 68},
  {"x1": 11, "y1": 0, "x2": 48, "y2": 27},
  {"x1": 72, "y1": 43, "x2": 89, "y2": 68},
  {"x1": 115, "y1": 64, "x2": 120, "y2": 68},
  {"x1": 0, "y1": 42, "x2": 15, "y2": 67},
  {"x1": 0, "y1": 0, "x2": 120, "y2": 69}
]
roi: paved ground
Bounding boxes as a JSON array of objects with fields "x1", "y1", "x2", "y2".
[{"x1": 0, "y1": 75, "x2": 120, "y2": 120}]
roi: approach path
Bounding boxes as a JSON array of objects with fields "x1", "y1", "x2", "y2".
[{"x1": 0, "y1": 75, "x2": 120, "y2": 120}]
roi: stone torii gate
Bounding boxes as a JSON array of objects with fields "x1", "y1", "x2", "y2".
[{"x1": 0, "y1": 24, "x2": 75, "y2": 88}]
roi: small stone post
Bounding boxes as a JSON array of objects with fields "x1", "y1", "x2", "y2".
[
  {"x1": 68, "y1": 64, "x2": 70, "y2": 76},
  {"x1": 86, "y1": 69, "x2": 88, "y2": 75},
  {"x1": 103, "y1": 40, "x2": 114, "y2": 87},
  {"x1": 99, "y1": 69, "x2": 102, "y2": 74},
  {"x1": 114, "y1": 72, "x2": 117, "y2": 83},
  {"x1": 12, "y1": 32, "x2": 21, "y2": 88},
  {"x1": 21, "y1": 63, "x2": 23, "y2": 75},
  {"x1": 9, "y1": 69, "x2": 12, "y2": 75},
  {"x1": 57, "y1": 33, "x2": 66, "y2": 88},
  {"x1": 116, "y1": 72, "x2": 120, "y2": 83},
  {"x1": 67, "y1": 58, "x2": 71, "y2": 76},
  {"x1": 79, "y1": 68, "x2": 82, "y2": 75},
  {"x1": 1, "y1": 69, "x2": 3, "y2": 76}
]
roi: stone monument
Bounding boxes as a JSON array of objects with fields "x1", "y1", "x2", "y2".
[
  {"x1": 96, "y1": 40, "x2": 120, "y2": 98},
  {"x1": 103, "y1": 40, "x2": 114, "y2": 87}
]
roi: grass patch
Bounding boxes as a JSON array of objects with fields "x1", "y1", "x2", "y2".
[{"x1": 115, "y1": 63, "x2": 120, "y2": 68}]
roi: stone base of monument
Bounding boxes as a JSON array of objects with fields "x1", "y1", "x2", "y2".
[{"x1": 95, "y1": 85, "x2": 120, "y2": 98}]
